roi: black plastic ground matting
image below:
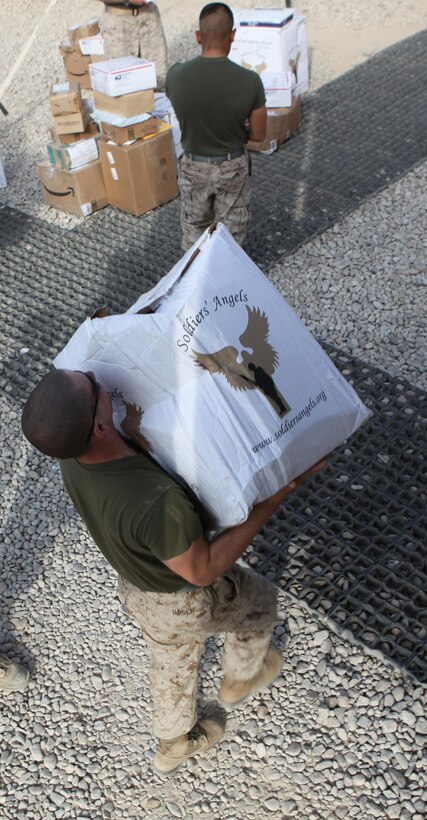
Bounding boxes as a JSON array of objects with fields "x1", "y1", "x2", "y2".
[
  {"x1": 1, "y1": 31, "x2": 426, "y2": 679},
  {"x1": 248, "y1": 347, "x2": 427, "y2": 681}
]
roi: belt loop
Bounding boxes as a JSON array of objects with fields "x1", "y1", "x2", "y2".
[{"x1": 133, "y1": 7, "x2": 138, "y2": 15}]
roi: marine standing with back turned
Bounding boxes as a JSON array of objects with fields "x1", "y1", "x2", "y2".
[{"x1": 166, "y1": 3, "x2": 267, "y2": 249}]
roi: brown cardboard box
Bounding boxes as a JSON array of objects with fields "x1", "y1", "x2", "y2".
[
  {"x1": 49, "y1": 81, "x2": 82, "y2": 116},
  {"x1": 51, "y1": 120, "x2": 99, "y2": 144},
  {"x1": 93, "y1": 88, "x2": 155, "y2": 118},
  {"x1": 37, "y1": 159, "x2": 107, "y2": 216},
  {"x1": 67, "y1": 19, "x2": 100, "y2": 43},
  {"x1": 52, "y1": 100, "x2": 91, "y2": 135},
  {"x1": 99, "y1": 126, "x2": 178, "y2": 216},
  {"x1": 246, "y1": 96, "x2": 301, "y2": 153},
  {"x1": 61, "y1": 46, "x2": 103, "y2": 89},
  {"x1": 100, "y1": 117, "x2": 159, "y2": 145}
]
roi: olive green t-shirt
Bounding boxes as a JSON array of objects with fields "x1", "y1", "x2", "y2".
[
  {"x1": 60, "y1": 453, "x2": 204, "y2": 593},
  {"x1": 165, "y1": 56, "x2": 266, "y2": 156}
]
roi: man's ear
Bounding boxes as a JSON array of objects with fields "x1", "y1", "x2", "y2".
[
  {"x1": 230, "y1": 28, "x2": 236, "y2": 43},
  {"x1": 195, "y1": 30, "x2": 202, "y2": 45}
]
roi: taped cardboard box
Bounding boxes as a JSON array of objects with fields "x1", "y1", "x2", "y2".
[
  {"x1": 49, "y1": 81, "x2": 82, "y2": 116},
  {"x1": 230, "y1": 12, "x2": 308, "y2": 95},
  {"x1": 37, "y1": 159, "x2": 107, "y2": 216},
  {"x1": 262, "y1": 71, "x2": 293, "y2": 108},
  {"x1": 79, "y1": 34, "x2": 104, "y2": 56},
  {"x1": 93, "y1": 88, "x2": 155, "y2": 118},
  {"x1": 47, "y1": 137, "x2": 99, "y2": 170},
  {"x1": 51, "y1": 119, "x2": 99, "y2": 144},
  {"x1": 100, "y1": 117, "x2": 159, "y2": 145},
  {"x1": 62, "y1": 48, "x2": 103, "y2": 89},
  {"x1": 89, "y1": 57, "x2": 156, "y2": 97},
  {"x1": 52, "y1": 99, "x2": 91, "y2": 135},
  {"x1": 99, "y1": 124, "x2": 178, "y2": 216},
  {"x1": 67, "y1": 19, "x2": 100, "y2": 43},
  {"x1": 247, "y1": 96, "x2": 301, "y2": 154},
  {"x1": 54, "y1": 223, "x2": 371, "y2": 529}
]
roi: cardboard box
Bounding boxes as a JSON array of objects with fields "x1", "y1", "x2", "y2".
[
  {"x1": 49, "y1": 81, "x2": 82, "y2": 116},
  {"x1": 62, "y1": 47, "x2": 103, "y2": 89},
  {"x1": 67, "y1": 19, "x2": 100, "y2": 43},
  {"x1": 93, "y1": 88, "x2": 155, "y2": 118},
  {"x1": 47, "y1": 137, "x2": 99, "y2": 170},
  {"x1": 89, "y1": 57, "x2": 157, "y2": 97},
  {"x1": 247, "y1": 96, "x2": 301, "y2": 154},
  {"x1": 54, "y1": 223, "x2": 371, "y2": 528},
  {"x1": 52, "y1": 100, "x2": 91, "y2": 135},
  {"x1": 37, "y1": 159, "x2": 107, "y2": 216},
  {"x1": 99, "y1": 125, "x2": 178, "y2": 216},
  {"x1": 100, "y1": 117, "x2": 159, "y2": 145},
  {"x1": 79, "y1": 34, "x2": 104, "y2": 56},
  {"x1": 230, "y1": 12, "x2": 308, "y2": 95},
  {"x1": 262, "y1": 71, "x2": 293, "y2": 109},
  {"x1": 51, "y1": 120, "x2": 99, "y2": 144}
]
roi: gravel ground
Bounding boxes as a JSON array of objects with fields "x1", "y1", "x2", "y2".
[
  {"x1": 1, "y1": 0, "x2": 427, "y2": 226},
  {"x1": 1, "y1": 2, "x2": 426, "y2": 819},
  {"x1": 1, "y1": 401, "x2": 426, "y2": 819}
]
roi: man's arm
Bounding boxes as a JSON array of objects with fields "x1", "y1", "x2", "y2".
[
  {"x1": 247, "y1": 106, "x2": 267, "y2": 143},
  {"x1": 163, "y1": 459, "x2": 327, "y2": 586}
]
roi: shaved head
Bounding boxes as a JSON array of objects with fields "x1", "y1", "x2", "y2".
[
  {"x1": 198, "y1": 3, "x2": 234, "y2": 48},
  {"x1": 22, "y1": 369, "x2": 92, "y2": 459}
]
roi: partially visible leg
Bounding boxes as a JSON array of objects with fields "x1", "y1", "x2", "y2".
[
  {"x1": 118, "y1": 577, "x2": 224, "y2": 774},
  {"x1": 212, "y1": 153, "x2": 251, "y2": 245},
  {"x1": 207, "y1": 564, "x2": 282, "y2": 704},
  {"x1": 178, "y1": 157, "x2": 215, "y2": 250},
  {"x1": 100, "y1": 14, "x2": 129, "y2": 59},
  {"x1": 136, "y1": 5, "x2": 168, "y2": 90}
]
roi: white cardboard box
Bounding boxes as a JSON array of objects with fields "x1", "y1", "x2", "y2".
[
  {"x1": 230, "y1": 11, "x2": 309, "y2": 95},
  {"x1": 262, "y1": 71, "x2": 293, "y2": 108},
  {"x1": 54, "y1": 224, "x2": 370, "y2": 528},
  {"x1": 89, "y1": 56, "x2": 157, "y2": 97},
  {"x1": 79, "y1": 34, "x2": 104, "y2": 56}
]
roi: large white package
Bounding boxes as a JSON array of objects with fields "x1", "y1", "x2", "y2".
[
  {"x1": 230, "y1": 10, "x2": 309, "y2": 95},
  {"x1": 55, "y1": 224, "x2": 370, "y2": 528}
]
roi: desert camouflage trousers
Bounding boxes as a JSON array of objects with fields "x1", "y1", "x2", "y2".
[
  {"x1": 101, "y1": 4, "x2": 167, "y2": 90},
  {"x1": 118, "y1": 563, "x2": 277, "y2": 740},
  {"x1": 178, "y1": 153, "x2": 251, "y2": 250}
]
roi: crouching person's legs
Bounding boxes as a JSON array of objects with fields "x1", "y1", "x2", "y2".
[
  {"x1": 118, "y1": 577, "x2": 224, "y2": 774},
  {"x1": 211, "y1": 564, "x2": 282, "y2": 706}
]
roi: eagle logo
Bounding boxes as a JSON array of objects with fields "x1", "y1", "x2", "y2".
[
  {"x1": 120, "y1": 401, "x2": 153, "y2": 453},
  {"x1": 193, "y1": 306, "x2": 290, "y2": 417}
]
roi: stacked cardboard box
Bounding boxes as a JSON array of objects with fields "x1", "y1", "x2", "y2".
[
  {"x1": 90, "y1": 57, "x2": 178, "y2": 216},
  {"x1": 247, "y1": 96, "x2": 301, "y2": 155},
  {"x1": 61, "y1": 19, "x2": 104, "y2": 89},
  {"x1": 36, "y1": 75, "x2": 107, "y2": 217}
]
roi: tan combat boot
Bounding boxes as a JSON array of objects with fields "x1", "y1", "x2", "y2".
[
  {"x1": 153, "y1": 718, "x2": 225, "y2": 775},
  {"x1": 219, "y1": 646, "x2": 282, "y2": 706}
]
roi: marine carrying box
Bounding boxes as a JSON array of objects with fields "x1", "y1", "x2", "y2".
[
  {"x1": 99, "y1": 124, "x2": 178, "y2": 216},
  {"x1": 246, "y1": 96, "x2": 301, "y2": 154},
  {"x1": 36, "y1": 159, "x2": 107, "y2": 216}
]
